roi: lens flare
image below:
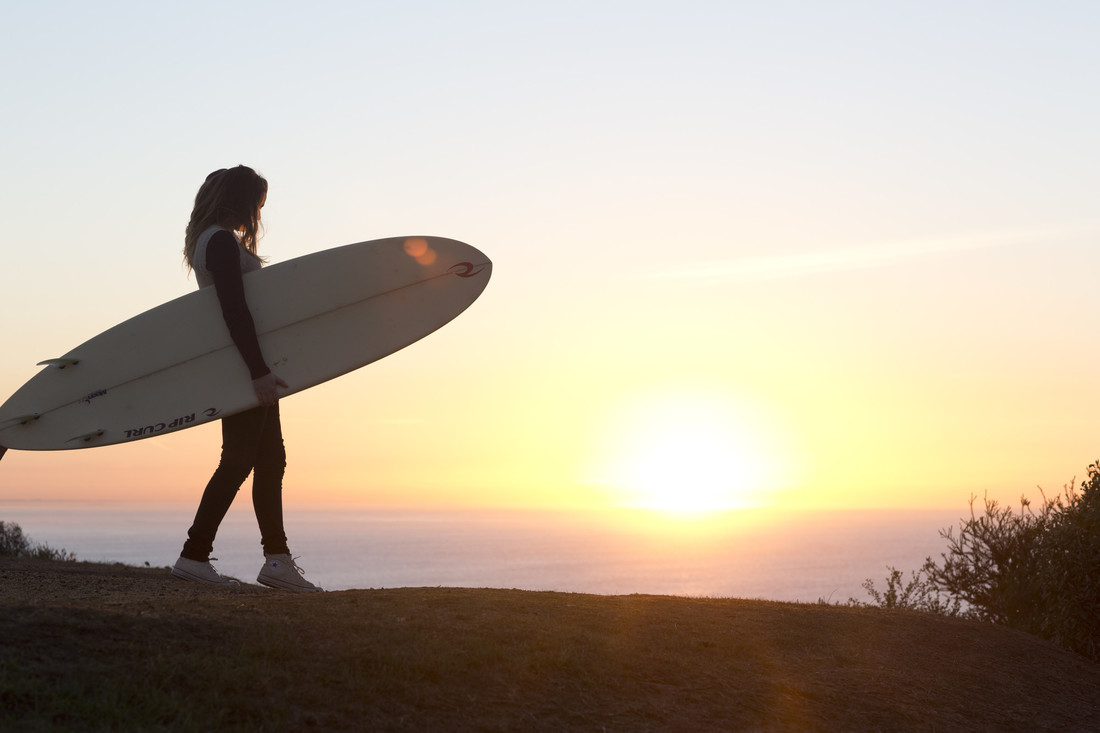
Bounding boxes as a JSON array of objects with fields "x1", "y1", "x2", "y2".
[{"x1": 403, "y1": 237, "x2": 437, "y2": 266}]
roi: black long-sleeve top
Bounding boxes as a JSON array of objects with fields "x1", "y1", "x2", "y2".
[{"x1": 204, "y1": 229, "x2": 270, "y2": 380}]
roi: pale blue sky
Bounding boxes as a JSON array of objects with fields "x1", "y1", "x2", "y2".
[{"x1": 3, "y1": 1, "x2": 1100, "y2": 510}]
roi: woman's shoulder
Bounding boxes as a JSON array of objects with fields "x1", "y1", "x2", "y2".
[
  {"x1": 191, "y1": 226, "x2": 237, "y2": 281},
  {"x1": 196, "y1": 226, "x2": 236, "y2": 254},
  {"x1": 199, "y1": 225, "x2": 230, "y2": 242}
]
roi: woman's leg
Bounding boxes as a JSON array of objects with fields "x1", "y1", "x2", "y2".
[
  {"x1": 251, "y1": 403, "x2": 290, "y2": 556},
  {"x1": 180, "y1": 407, "x2": 269, "y2": 561}
]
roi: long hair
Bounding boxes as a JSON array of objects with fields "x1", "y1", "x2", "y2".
[{"x1": 183, "y1": 165, "x2": 268, "y2": 273}]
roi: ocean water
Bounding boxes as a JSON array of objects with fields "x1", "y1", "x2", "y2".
[{"x1": 0, "y1": 501, "x2": 961, "y2": 602}]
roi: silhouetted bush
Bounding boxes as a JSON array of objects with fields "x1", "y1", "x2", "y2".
[
  {"x1": 858, "y1": 462, "x2": 1100, "y2": 660},
  {"x1": 1025, "y1": 468, "x2": 1100, "y2": 658},
  {"x1": 853, "y1": 562, "x2": 962, "y2": 616},
  {"x1": 0, "y1": 520, "x2": 74, "y2": 561}
]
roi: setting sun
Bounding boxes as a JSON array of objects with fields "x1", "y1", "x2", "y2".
[{"x1": 589, "y1": 389, "x2": 784, "y2": 517}]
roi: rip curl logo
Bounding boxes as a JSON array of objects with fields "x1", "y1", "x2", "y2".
[
  {"x1": 449, "y1": 262, "x2": 488, "y2": 278},
  {"x1": 123, "y1": 408, "x2": 221, "y2": 439},
  {"x1": 81, "y1": 389, "x2": 107, "y2": 404},
  {"x1": 125, "y1": 413, "x2": 196, "y2": 438}
]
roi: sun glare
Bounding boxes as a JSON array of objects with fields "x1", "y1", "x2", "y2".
[{"x1": 591, "y1": 389, "x2": 779, "y2": 518}]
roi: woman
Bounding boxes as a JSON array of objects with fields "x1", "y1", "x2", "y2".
[{"x1": 171, "y1": 165, "x2": 320, "y2": 592}]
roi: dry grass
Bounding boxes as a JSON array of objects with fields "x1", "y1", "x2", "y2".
[{"x1": 1, "y1": 557, "x2": 1098, "y2": 731}]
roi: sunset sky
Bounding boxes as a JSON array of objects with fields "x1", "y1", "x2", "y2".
[{"x1": 2, "y1": 1, "x2": 1099, "y2": 518}]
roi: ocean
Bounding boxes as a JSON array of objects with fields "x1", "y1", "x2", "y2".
[{"x1": 0, "y1": 501, "x2": 960, "y2": 603}]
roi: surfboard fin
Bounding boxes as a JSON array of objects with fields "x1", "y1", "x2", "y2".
[
  {"x1": 0, "y1": 414, "x2": 39, "y2": 429},
  {"x1": 37, "y1": 358, "x2": 80, "y2": 369},
  {"x1": 66, "y1": 429, "x2": 105, "y2": 445}
]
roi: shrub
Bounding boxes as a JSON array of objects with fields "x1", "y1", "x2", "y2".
[
  {"x1": 851, "y1": 561, "x2": 963, "y2": 616},
  {"x1": 1030, "y1": 467, "x2": 1100, "y2": 659},
  {"x1": 0, "y1": 520, "x2": 31, "y2": 556},
  {"x1": 931, "y1": 492, "x2": 1053, "y2": 630},
  {"x1": 858, "y1": 462, "x2": 1100, "y2": 660},
  {"x1": 0, "y1": 521, "x2": 74, "y2": 561}
]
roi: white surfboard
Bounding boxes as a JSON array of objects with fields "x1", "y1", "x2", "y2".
[{"x1": 0, "y1": 236, "x2": 491, "y2": 459}]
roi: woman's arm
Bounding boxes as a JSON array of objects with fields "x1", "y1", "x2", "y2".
[{"x1": 205, "y1": 230, "x2": 270, "y2": 380}]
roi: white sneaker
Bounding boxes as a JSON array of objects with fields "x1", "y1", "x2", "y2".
[
  {"x1": 172, "y1": 556, "x2": 240, "y2": 587},
  {"x1": 257, "y1": 554, "x2": 322, "y2": 592}
]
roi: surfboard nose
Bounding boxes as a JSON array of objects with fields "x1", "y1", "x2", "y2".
[{"x1": 401, "y1": 238, "x2": 492, "y2": 282}]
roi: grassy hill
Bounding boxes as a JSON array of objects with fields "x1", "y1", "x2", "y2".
[{"x1": 1, "y1": 557, "x2": 1098, "y2": 731}]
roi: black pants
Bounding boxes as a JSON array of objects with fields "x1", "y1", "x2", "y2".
[{"x1": 181, "y1": 404, "x2": 290, "y2": 561}]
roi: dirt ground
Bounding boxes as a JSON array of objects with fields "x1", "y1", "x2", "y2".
[{"x1": 3, "y1": 557, "x2": 1100, "y2": 731}]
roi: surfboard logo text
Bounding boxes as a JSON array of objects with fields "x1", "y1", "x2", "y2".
[
  {"x1": 124, "y1": 413, "x2": 199, "y2": 438},
  {"x1": 80, "y1": 389, "x2": 107, "y2": 404}
]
